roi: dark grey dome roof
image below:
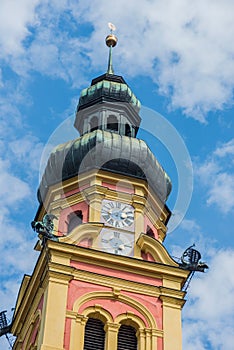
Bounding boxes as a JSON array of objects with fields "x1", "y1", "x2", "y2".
[{"x1": 38, "y1": 130, "x2": 171, "y2": 203}]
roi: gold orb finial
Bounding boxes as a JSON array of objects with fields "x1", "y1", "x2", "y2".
[
  {"x1": 105, "y1": 34, "x2": 118, "y2": 47},
  {"x1": 106, "y1": 22, "x2": 118, "y2": 47}
]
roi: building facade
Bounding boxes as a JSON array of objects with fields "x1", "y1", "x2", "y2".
[{"x1": 11, "y1": 33, "x2": 190, "y2": 350}]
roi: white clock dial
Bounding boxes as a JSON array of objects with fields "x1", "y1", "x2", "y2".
[
  {"x1": 99, "y1": 229, "x2": 134, "y2": 256},
  {"x1": 101, "y1": 200, "x2": 134, "y2": 230}
]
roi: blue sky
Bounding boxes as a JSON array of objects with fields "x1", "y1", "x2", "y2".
[{"x1": 0, "y1": 1, "x2": 234, "y2": 349}]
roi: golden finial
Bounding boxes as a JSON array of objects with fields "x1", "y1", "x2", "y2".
[{"x1": 105, "y1": 23, "x2": 118, "y2": 74}]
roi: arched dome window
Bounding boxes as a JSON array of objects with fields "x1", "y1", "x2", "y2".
[
  {"x1": 117, "y1": 324, "x2": 137, "y2": 350},
  {"x1": 67, "y1": 210, "x2": 83, "y2": 233},
  {"x1": 146, "y1": 225, "x2": 155, "y2": 238},
  {"x1": 90, "y1": 116, "x2": 99, "y2": 132},
  {"x1": 83, "y1": 318, "x2": 105, "y2": 350},
  {"x1": 125, "y1": 123, "x2": 131, "y2": 136},
  {"x1": 107, "y1": 115, "x2": 118, "y2": 132}
]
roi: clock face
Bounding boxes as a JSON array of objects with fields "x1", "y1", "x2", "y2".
[
  {"x1": 101, "y1": 200, "x2": 134, "y2": 230},
  {"x1": 99, "y1": 229, "x2": 134, "y2": 256}
]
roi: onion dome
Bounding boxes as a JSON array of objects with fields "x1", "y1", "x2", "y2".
[
  {"x1": 38, "y1": 130, "x2": 172, "y2": 204},
  {"x1": 77, "y1": 73, "x2": 141, "y2": 113}
]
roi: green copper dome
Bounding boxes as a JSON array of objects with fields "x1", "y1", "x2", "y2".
[{"x1": 77, "y1": 73, "x2": 141, "y2": 112}]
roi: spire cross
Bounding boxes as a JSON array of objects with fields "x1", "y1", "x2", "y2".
[{"x1": 106, "y1": 23, "x2": 118, "y2": 75}]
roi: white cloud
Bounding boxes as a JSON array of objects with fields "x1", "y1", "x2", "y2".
[
  {"x1": 180, "y1": 218, "x2": 201, "y2": 233},
  {"x1": 0, "y1": 95, "x2": 22, "y2": 137},
  {"x1": 170, "y1": 225, "x2": 233, "y2": 349},
  {"x1": 0, "y1": 217, "x2": 37, "y2": 276},
  {"x1": 170, "y1": 218, "x2": 216, "y2": 263},
  {"x1": 0, "y1": 68, "x2": 3, "y2": 88},
  {"x1": 214, "y1": 139, "x2": 234, "y2": 158},
  {"x1": 0, "y1": 0, "x2": 233, "y2": 120},
  {"x1": 0, "y1": 75, "x2": 32, "y2": 145},
  {"x1": 183, "y1": 248, "x2": 234, "y2": 350},
  {"x1": 0, "y1": 155, "x2": 36, "y2": 275},
  {"x1": 70, "y1": 0, "x2": 234, "y2": 121},
  {"x1": 0, "y1": 158, "x2": 31, "y2": 206},
  {"x1": 206, "y1": 172, "x2": 234, "y2": 211},
  {"x1": 9, "y1": 135, "x2": 44, "y2": 173},
  {"x1": 0, "y1": 158, "x2": 38, "y2": 341},
  {"x1": 196, "y1": 139, "x2": 234, "y2": 213},
  {"x1": 0, "y1": 0, "x2": 40, "y2": 56},
  {"x1": 196, "y1": 160, "x2": 220, "y2": 185},
  {"x1": 0, "y1": 156, "x2": 38, "y2": 343},
  {"x1": 0, "y1": 214, "x2": 38, "y2": 349}
]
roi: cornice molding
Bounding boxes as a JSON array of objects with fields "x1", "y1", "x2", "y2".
[{"x1": 159, "y1": 295, "x2": 186, "y2": 309}]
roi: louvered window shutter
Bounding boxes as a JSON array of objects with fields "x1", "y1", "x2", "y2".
[
  {"x1": 117, "y1": 324, "x2": 137, "y2": 350},
  {"x1": 83, "y1": 318, "x2": 105, "y2": 350}
]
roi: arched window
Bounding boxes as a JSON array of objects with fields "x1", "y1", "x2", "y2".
[
  {"x1": 83, "y1": 318, "x2": 105, "y2": 350},
  {"x1": 107, "y1": 115, "x2": 118, "y2": 132},
  {"x1": 146, "y1": 225, "x2": 155, "y2": 238},
  {"x1": 90, "y1": 116, "x2": 99, "y2": 132},
  {"x1": 125, "y1": 123, "x2": 131, "y2": 136},
  {"x1": 67, "y1": 210, "x2": 83, "y2": 233},
  {"x1": 117, "y1": 324, "x2": 137, "y2": 350}
]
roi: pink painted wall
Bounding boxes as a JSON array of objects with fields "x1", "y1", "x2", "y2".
[
  {"x1": 123, "y1": 291, "x2": 163, "y2": 330},
  {"x1": 64, "y1": 317, "x2": 71, "y2": 350},
  {"x1": 158, "y1": 336, "x2": 163, "y2": 350},
  {"x1": 79, "y1": 298, "x2": 148, "y2": 326},
  {"x1": 78, "y1": 237, "x2": 93, "y2": 248},
  {"x1": 67, "y1": 280, "x2": 111, "y2": 310},
  {"x1": 70, "y1": 260, "x2": 162, "y2": 287},
  {"x1": 141, "y1": 251, "x2": 156, "y2": 262},
  {"x1": 102, "y1": 181, "x2": 116, "y2": 191}
]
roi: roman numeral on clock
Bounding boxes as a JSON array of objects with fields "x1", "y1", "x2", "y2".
[
  {"x1": 124, "y1": 219, "x2": 133, "y2": 226},
  {"x1": 102, "y1": 214, "x2": 109, "y2": 221},
  {"x1": 107, "y1": 218, "x2": 114, "y2": 226},
  {"x1": 101, "y1": 239, "x2": 109, "y2": 243}
]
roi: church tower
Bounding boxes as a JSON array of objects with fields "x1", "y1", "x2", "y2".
[{"x1": 11, "y1": 28, "x2": 190, "y2": 350}]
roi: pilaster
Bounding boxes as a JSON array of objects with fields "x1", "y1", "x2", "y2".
[
  {"x1": 132, "y1": 194, "x2": 146, "y2": 238},
  {"x1": 37, "y1": 272, "x2": 70, "y2": 350},
  {"x1": 69, "y1": 314, "x2": 88, "y2": 350},
  {"x1": 104, "y1": 322, "x2": 120, "y2": 350},
  {"x1": 160, "y1": 296, "x2": 184, "y2": 350},
  {"x1": 83, "y1": 185, "x2": 107, "y2": 221},
  {"x1": 137, "y1": 328, "x2": 146, "y2": 350},
  {"x1": 145, "y1": 328, "x2": 152, "y2": 350}
]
